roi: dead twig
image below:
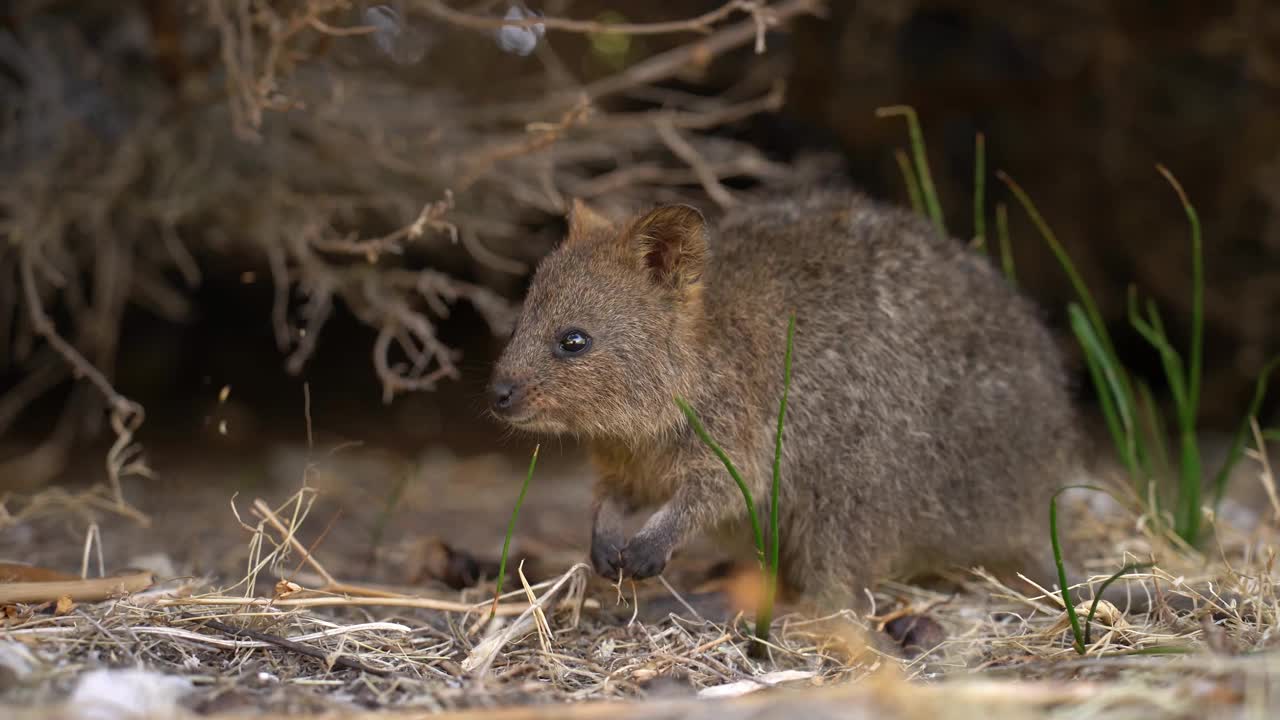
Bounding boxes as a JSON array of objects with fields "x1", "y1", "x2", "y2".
[
  {"x1": 0, "y1": 570, "x2": 154, "y2": 604},
  {"x1": 419, "y1": 0, "x2": 768, "y2": 37},
  {"x1": 185, "y1": 613, "x2": 393, "y2": 676}
]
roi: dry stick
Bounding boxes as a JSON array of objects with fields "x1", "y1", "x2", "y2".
[
  {"x1": 184, "y1": 613, "x2": 391, "y2": 676},
  {"x1": 247, "y1": 498, "x2": 538, "y2": 612},
  {"x1": 465, "y1": 563, "x2": 590, "y2": 676},
  {"x1": 252, "y1": 497, "x2": 337, "y2": 587},
  {"x1": 19, "y1": 247, "x2": 145, "y2": 506},
  {"x1": 593, "y1": 82, "x2": 786, "y2": 132},
  {"x1": 311, "y1": 192, "x2": 457, "y2": 260},
  {"x1": 485, "y1": 0, "x2": 822, "y2": 120},
  {"x1": 654, "y1": 118, "x2": 737, "y2": 209},
  {"x1": 419, "y1": 0, "x2": 764, "y2": 35},
  {"x1": 1246, "y1": 418, "x2": 1280, "y2": 523},
  {"x1": 460, "y1": 100, "x2": 593, "y2": 191},
  {"x1": 0, "y1": 571, "x2": 154, "y2": 604},
  {"x1": 288, "y1": 508, "x2": 343, "y2": 580},
  {"x1": 157, "y1": 593, "x2": 543, "y2": 615},
  {"x1": 578, "y1": 0, "x2": 817, "y2": 100}
]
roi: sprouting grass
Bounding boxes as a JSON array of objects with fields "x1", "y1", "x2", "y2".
[
  {"x1": 759, "y1": 312, "x2": 795, "y2": 646},
  {"x1": 1212, "y1": 358, "x2": 1280, "y2": 508},
  {"x1": 973, "y1": 133, "x2": 987, "y2": 254},
  {"x1": 995, "y1": 202, "x2": 1016, "y2": 285},
  {"x1": 491, "y1": 443, "x2": 540, "y2": 619},
  {"x1": 893, "y1": 149, "x2": 925, "y2": 217},
  {"x1": 1049, "y1": 485, "x2": 1152, "y2": 654},
  {"x1": 676, "y1": 313, "x2": 796, "y2": 655},
  {"x1": 368, "y1": 464, "x2": 413, "y2": 562},
  {"x1": 877, "y1": 105, "x2": 1278, "y2": 551},
  {"x1": 999, "y1": 164, "x2": 1277, "y2": 547},
  {"x1": 877, "y1": 105, "x2": 946, "y2": 236}
]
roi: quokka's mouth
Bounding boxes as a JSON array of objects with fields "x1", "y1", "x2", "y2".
[
  {"x1": 497, "y1": 412, "x2": 569, "y2": 435},
  {"x1": 492, "y1": 409, "x2": 538, "y2": 426}
]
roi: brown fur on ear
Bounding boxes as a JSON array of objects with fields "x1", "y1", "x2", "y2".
[
  {"x1": 566, "y1": 198, "x2": 615, "y2": 244},
  {"x1": 628, "y1": 204, "x2": 709, "y2": 291}
]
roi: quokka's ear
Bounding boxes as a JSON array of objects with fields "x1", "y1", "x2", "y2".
[
  {"x1": 627, "y1": 204, "x2": 709, "y2": 291},
  {"x1": 565, "y1": 198, "x2": 616, "y2": 244}
]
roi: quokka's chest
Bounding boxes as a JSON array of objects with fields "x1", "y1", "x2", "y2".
[{"x1": 590, "y1": 445, "x2": 687, "y2": 508}]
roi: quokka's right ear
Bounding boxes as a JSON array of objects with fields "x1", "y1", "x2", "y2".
[
  {"x1": 627, "y1": 204, "x2": 708, "y2": 292},
  {"x1": 565, "y1": 198, "x2": 615, "y2": 244}
]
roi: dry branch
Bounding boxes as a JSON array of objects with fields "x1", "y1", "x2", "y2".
[
  {"x1": 0, "y1": 0, "x2": 818, "y2": 502},
  {"x1": 0, "y1": 570, "x2": 154, "y2": 604},
  {"x1": 186, "y1": 613, "x2": 393, "y2": 676}
]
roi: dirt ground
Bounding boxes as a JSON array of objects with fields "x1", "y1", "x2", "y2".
[{"x1": 3, "y1": 402, "x2": 1280, "y2": 719}]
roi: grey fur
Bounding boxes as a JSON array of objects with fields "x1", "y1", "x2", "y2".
[{"x1": 490, "y1": 191, "x2": 1080, "y2": 612}]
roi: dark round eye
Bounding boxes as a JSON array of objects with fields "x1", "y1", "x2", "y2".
[{"x1": 556, "y1": 329, "x2": 592, "y2": 356}]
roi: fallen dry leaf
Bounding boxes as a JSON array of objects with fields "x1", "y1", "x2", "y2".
[{"x1": 273, "y1": 580, "x2": 303, "y2": 599}]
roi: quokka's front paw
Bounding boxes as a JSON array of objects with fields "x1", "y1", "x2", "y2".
[
  {"x1": 619, "y1": 534, "x2": 671, "y2": 580},
  {"x1": 589, "y1": 533, "x2": 624, "y2": 580}
]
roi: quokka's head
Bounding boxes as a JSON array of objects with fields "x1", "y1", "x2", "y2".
[{"x1": 489, "y1": 199, "x2": 709, "y2": 439}]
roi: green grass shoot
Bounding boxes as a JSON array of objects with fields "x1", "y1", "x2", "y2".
[
  {"x1": 973, "y1": 132, "x2": 987, "y2": 254},
  {"x1": 1212, "y1": 357, "x2": 1280, "y2": 508},
  {"x1": 756, "y1": 313, "x2": 796, "y2": 648},
  {"x1": 893, "y1": 149, "x2": 925, "y2": 217},
  {"x1": 995, "y1": 202, "x2": 1016, "y2": 285},
  {"x1": 872, "y1": 105, "x2": 1280, "y2": 652},
  {"x1": 1002, "y1": 162, "x2": 1277, "y2": 547},
  {"x1": 877, "y1": 105, "x2": 946, "y2": 236},
  {"x1": 676, "y1": 313, "x2": 796, "y2": 654},
  {"x1": 674, "y1": 397, "x2": 765, "y2": 563},
  {"x1": 369, "y1": 464, "x2": 413, "y2": 560},
  {"x1": 1050, "y1": 485, "x2": 1151, "y2": 654},
  {"x1": 491, "y1": 443, "x2": 540, "y2": 619}
]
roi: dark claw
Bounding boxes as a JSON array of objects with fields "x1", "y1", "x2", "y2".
[
  {"x1": 590, "y1": 533, "x2": 624, "y2": 580},
  {"x1": 620, "y1": 535, "x2": 669, "y2": 580}
]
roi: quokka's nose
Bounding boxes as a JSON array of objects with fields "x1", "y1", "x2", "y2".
[{"x1": 490, "y1": 380, "x2": 522, "y2": 413}]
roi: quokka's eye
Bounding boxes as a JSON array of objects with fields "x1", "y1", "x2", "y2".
[{"x1": 556, "y1": 329, "x2": 592, "y2": 357}]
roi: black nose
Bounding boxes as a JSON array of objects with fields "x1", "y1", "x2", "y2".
[{"x1": 491, "y1": 380, "x2": 520, "y2": 412}]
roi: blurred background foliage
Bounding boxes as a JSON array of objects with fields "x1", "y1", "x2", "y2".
[{"x1": 1, "y1": 0, "x2": 1278, "y2": 485}]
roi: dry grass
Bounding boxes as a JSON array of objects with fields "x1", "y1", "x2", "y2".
[{"x1": 3, "y1": 438, "x2": 1280, "y2": 718}]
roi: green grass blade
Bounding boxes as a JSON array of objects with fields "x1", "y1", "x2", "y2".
[
  {"x1": 1125, "y1": 289, "x2": 1204, "y2": 543},
  {"x1": 893, "y1": 149, "x2": 925, "y2": 216},
  {"x1": 1050, "y1": 485, "x2": 1087, "y2": 654},
  {"x1": 1212, "y1": 356, "x2": 1280, "y2": 508},
  {"x1": 1069, "y1": 304, "x2": 1138, "y2": 477},
  {"x1": 491, "y1": 444, "x2": 540, "y2": 618},
  {"x1": 996, "y1": 202, "x2": 1016, "y2": 285},
  {"x1": 1127, "y1": 292, "x2": 1190, "y2": 421},
  {"x1": 1174, "y1": 429, "x2": 1203, "y2": 547},
  {"x1": 1135, "y1": 379, "x2": 1171, "y2": 503},
  {"x1": 1083, "y1": 563, "x2": 1154, "y2": 646},
  {"x1": 973, "y1": 133, "x2": 987, "y2": 254},
  {"x1": 1157, "y1": 166, "x2": 1203, "y2": 421},
  {"x1": 998, "y1": 172, "x2": 1114, "y2": 358},
  {"x1": 370, "y1": 465, "x2": 412, "y2": 558},
  {"x1": 756, "y1": 313, "x2": 796, "y2": 648},
  {"x1": 676, "y1": 397, "x2": 765, "y2": 562},
  {"x1": 877, "y1": 105, "x2": 946, "y2": 236},
  {"x1": 1050, "y1": 484, "x2": 1134, "y2": 654}
]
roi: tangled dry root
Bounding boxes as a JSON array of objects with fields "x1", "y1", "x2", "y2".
[{"x1": 0, "y1": 1, "x2": 825, "y2": 488}]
